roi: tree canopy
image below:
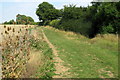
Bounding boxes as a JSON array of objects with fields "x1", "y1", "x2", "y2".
[
  {"x1": 16, "y1": 14, "x2": 34, "y2": 25},
  {"x1": 36, "y1": 2, "x2": 61, "y2": 25},
  {"x1": 4, "y1": 19, "x2": 15, "y2": 24},
  {"x1": 36, "y1": 2, "x2": 119, "y2": 38}
]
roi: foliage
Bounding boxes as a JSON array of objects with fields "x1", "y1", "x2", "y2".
[
  {"x1": 101, "y1": 23, "x2": 114, "y2": 34},
  {"x1": 4, "y1": 19, "x2": 15, "y2": 24},
  {"x1": 90, "y1": 2, "x2": 119, "y2": 37},
  {"x1": 30, "y1": 28, "x2": 55, "y2": 79},
  {"x1": 36, "y1": 2, "x2": 61, "y2": 25},
  {"x1": 4, "y1": 14, "x2": 35, "y2": 25},
  {"x1": 63, "y1": 5, "x2": 86, "y2": 19},
  {"x1": 49, "y1": 19, "x2": 60, "y2": 27},
  {"x1": 16, "y1": 14, "x2": 34, "y2": 25},
  {"x1": 56, "y1": 5, "x2": 92, "y2": 37},
  {"x1": 57, "y1": 19, "x2": 91, "y2": 36},
  {"x1": 36, "y1": 2, "x2": 119, "y2": 37}
]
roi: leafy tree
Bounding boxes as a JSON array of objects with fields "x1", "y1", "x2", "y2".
[
  {"x1": 36, "y1": 2, "x2": 61, "y2": 25},
  {"x1": 90, "y1": 2, "x2": 119, "y2": 37},
  {"x1": 16, "y1": 14, "x2": 34, "y2": 25},
  {"x1": 62, "y1": 5, "x2": 83, "y2": 19},
  {"x1": 4, "y1": 21, "x2": 8, "y2": 24},
  {"x1": 36, "y1": 2, "x2": 119, "y2": 38},
  {"x1": 9, "y1": 19, "x2": 15, "y2": 24},
  {"x1": 4, "y1": 19, "x2": 15, "y2": 24},
  {"x1": 56, "y1": 5, "x2": 92, "y2": 36}
]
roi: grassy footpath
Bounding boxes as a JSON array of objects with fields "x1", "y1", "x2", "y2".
[{"x1": 42, "y1": 26, "x2": 118, "y2": 78}]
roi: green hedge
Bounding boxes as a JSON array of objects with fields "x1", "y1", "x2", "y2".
[
  {"x1": 56, "y1": 19, "x2": 92, "y2": 37},
  {"x1": 49, "y1": 19, "x2": 60, "y2": 27}
]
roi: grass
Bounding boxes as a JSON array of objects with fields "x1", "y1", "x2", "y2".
[
  {"x1": 42, "y1": 26, "x2": 118, "y2": 78},
  {"x1": 29, "y1": 27, "x2": 55, "y2": 79}
]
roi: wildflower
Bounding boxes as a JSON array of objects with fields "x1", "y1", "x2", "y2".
[
  {"x1": 13, "y1": 28, "x2": 15, "y2": 32},
  {"x1": 20, "y1": 29, "x2": 21, "y2": 31},
  {"x1": 5, "y1": 31, "x2": 8, "y2": 34},
  {"x1": 4, "y1": 25, "x2": 6, "y2": 28},
  {"x1": 7, "y1": 27, "x2": 10, "y2": 31}
]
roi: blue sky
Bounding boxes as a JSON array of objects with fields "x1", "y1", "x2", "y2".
[{"x1": 0, "y1": 0, "x2": 93, "y2": 23}]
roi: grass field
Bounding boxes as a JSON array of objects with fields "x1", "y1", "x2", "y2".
[{"x1": 42, "y1": 26, "x2": 118, "y2": 78}]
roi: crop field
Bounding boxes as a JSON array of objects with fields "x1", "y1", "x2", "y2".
[
  {"x1": 0, "y1": 25, "x2": 35, "y2": 42},
  {"x1": 0, "y1": 25, "x2": 36, "y2": 78}
]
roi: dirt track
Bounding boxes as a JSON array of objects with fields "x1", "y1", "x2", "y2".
[{"x1": 41, "y1": 29, "x2": 70, "y2": 78}]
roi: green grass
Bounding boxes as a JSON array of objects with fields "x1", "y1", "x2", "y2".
[
  {"x1": 29, "y1": 27, "x2": 55, "y2": 79},
  {"x1": 42, "y1": 26, "x2": 118, "y2": 78}
]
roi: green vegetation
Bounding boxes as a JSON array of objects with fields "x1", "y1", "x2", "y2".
[
  {"x1": 49, "y1": 19, "x2": 60, "y2": 27},
  {"x1": 4, "y1": 19, "x2": 15, "y2": 24},
  {"x1": 43, "y1": 26, "x2": 118, "y2": 78},
  {"x1": 16, "y1": 14, "x2": 34, "y2": 25},
  {"x1": 29, "y1": 28, "x2": 55, "y2": 79},
  {"x1": 2, "y1": 1, "x2": 119, "y2": 78},
  {"x1": 3, "y1": 14, "x2": 38, "y2": 25},
  {"x1": 36, "y1": 2, "x2": 61, "y2": 25},
  {"x1": 36, "y1": 2, "x2": 119, "y2": 38}
]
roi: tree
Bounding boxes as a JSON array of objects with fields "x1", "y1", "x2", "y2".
[
  {"x1": 4, "y1": 19, "x2": 15, "y2": 24},
  {"x1": 90, "y1": 2, "x2": 119, "y2": 36},
  {"x1": 36, "y1": 2, "x2": 61, "y2": 25},
  {"x1": 16, "y1": 14, "x2": 34, "y2": 25},
  {"x1": 62, "y1": 5, "x2": 83, "y2": 19},
  {"x1": 9, "y1": 19, "x2": 15, "y2": 24}
]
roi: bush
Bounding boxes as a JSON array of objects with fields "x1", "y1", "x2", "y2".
[
  {"x1": 44, "y1": 20, "x2": 51, "y2": 26},
  {"x1": 57, "y1": 19, "x2": 92, "y2": 37},
  {"x1": 101, "y1": 24, "x2": 114, "y2": 34},
  {"x1": 49, "y1": 19, "x2": 60, "y2": 27}
]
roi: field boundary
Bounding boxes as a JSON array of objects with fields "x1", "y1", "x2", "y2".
[{"x1": 41, "y1": 28, "x2": 70, "y2": 78}]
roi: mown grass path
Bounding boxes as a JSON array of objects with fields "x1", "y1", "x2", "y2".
[
  {"x1": 41, "y1": 28, "x2": 70, "y2": 78},
  {"x1": 42, "y1": 26, "x2": 118, "y2": 78}
]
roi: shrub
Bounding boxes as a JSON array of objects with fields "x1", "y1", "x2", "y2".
[
  {"x1": 101, "y1": 23, "x2": 114, "y2": 34},
  {"x1": 57, "y1": 19, "x2": 92, "y2": 37},
  {"x1": 49, "y1": 19, "x2": 60, "y2": 27}
]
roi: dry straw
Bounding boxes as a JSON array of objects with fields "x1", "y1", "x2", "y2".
[{"x1": 1, "y1": 25, "x2": 34, "y2": 78}]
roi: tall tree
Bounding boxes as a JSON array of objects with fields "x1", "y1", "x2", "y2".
[
  {"x1": 16, "y1": 14, "x2": 34, "y2": 24},
  {"x1": 91, "y1": 2, "x2": 119, "y2": 36},
  {"x1": 36, "y1": 2, "x2": 61, "y2": 25}
]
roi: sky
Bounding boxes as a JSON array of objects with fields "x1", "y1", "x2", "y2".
[{"x1": 0, "y1": 0, "x2": 93, "y2": 23}]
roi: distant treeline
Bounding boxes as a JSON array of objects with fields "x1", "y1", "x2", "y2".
[
  {"x1": 36, "y1": 2, "x2": 120, "y2": 38},
  {"x1": 3, "y1": 14, "x2": 38, "y2": 25}
]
